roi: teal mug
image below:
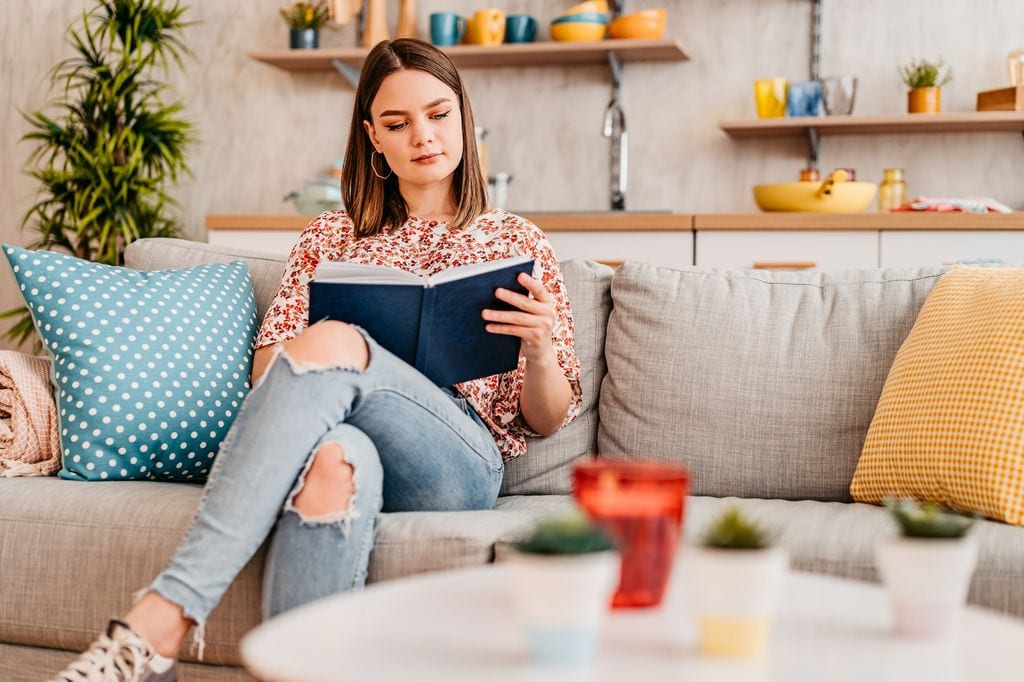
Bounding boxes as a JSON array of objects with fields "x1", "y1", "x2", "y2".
[
  {"x1": 504, "y1": 14, "x2": 538, "y2": 43},
  {"x1": 430, "y1": 12, "x2": 466, "y2": 47}
]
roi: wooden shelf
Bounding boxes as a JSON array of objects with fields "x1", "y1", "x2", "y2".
[
  {"x1": 249, "y1": 39, "x2": 689, "y2": 73},
  {"x1": 719, "y1": 112, "x2": 1024, "y2": 139}
]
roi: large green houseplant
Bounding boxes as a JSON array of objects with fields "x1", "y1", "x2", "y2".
[{"x1": 2, "y1": 0, "x2": 194, "y2": 347}]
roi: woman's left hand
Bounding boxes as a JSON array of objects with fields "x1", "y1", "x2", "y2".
[{"x1": 483, "y1": 273, "x2": 557, "y2": 364}]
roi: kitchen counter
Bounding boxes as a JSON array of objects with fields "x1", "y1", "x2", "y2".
[{"x1": 206, "y1": 212, "x2": 1024, "y2": 233}]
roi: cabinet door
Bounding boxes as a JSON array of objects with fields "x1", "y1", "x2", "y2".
[
  {"x1": 544, "y1": 231, "x2": 693, "y2": 267},
  {"x1": 696, "y1": 231, "x2": 879, "y2": 269},
  {"x1": 880, "y1": 231, "x2": 1024, "y2": 267},
  {"x1": 207, "y1": 230, "x2": 300, "y2": 255}
]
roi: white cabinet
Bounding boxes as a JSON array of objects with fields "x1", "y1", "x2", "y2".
[
  {"x1": 695, "y1": 230, "x2": 879, "y2": 269},
  {"x1": 545, "y1": 231, "x2": 693, "y2": 267},
  {"x1": 880, "y1": 231, "x2": 1024, "y2": 267},
  {"x1": 207, "y1": 230, "x2": 298, "y2": 255}
]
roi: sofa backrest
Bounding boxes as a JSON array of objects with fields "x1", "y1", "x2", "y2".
[
  {"x1": 598, "y1": 262, "x2": 947, "y2": 502},
  {"x1": 124, "y1": 238, "x2": 611, "y2": 496}
]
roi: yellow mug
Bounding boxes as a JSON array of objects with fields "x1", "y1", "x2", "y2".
[
  {"x1": 754, "y1": 77, "x2": 788, "y2": 118},
  {"x1": 465, "y1": 8, "x2": 506, "y2": 46}
]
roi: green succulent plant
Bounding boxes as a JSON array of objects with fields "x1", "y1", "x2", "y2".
[
  {"x1": 2, "y1": 0, "x2": 194, "y2": 349},
  {"x1": 279, "y1": 1, "x2": 330, "y2": 30},
  {"x1": 701, "y1": 506, "x2": 773, "y2": 550},
  {"x1": 886, "y1": 499, "x2": 976, "y2": 539},
  {"x1": 900, "y1": 58, "x2": 953, "y2": 89},
  {"x1": 515, "y1": 510, "x2": 615, "y2": 555}
]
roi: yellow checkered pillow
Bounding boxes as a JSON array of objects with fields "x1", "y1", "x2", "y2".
[{"x1": 850, "y1": 266, "x2": 1024, "y2": 525}]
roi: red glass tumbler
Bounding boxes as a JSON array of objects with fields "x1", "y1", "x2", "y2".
[{"x1": 572, "y1": 459, "x2": 690, "y2": 609}]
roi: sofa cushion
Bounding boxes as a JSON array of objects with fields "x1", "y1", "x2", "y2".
[
  {"x1": 852, "y1": 266, "x2": 1024, "y2": 524},
  {"x1": 681, "y1": 496, "x2": 1024, "y2": 619},
  {"x1": 599, "y1": 263, "x2": 946, "y2": 502},
  {"x1": 4, "y1": 245, "x2": 257, "y2": 482},
  {"x1": 125, "y1": 238, "x2": 609, "y2": 497},
  {"x1": 503, "y1": 260, "x2": 613, "y2": 496},
  {"x1": 0, "y1": 477, "x2": 569, "y2": 665}
]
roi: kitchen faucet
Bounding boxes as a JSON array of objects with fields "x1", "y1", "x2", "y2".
[{"x1": 602, "y1": 97, "x2": 628, "y2": 211}]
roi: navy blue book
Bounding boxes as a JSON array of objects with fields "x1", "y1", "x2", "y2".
[{"x1": 308, "y1": 256, "x2": 535, "y2": 386}]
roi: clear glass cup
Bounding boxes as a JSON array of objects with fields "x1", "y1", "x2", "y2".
[{"x1": 822, "y1": 76, "x2": 857, "y2": 115}]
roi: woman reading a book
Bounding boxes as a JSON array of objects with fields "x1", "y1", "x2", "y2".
[{"x1": 55, "y1": 38, "x2": 582, "y2": 681}]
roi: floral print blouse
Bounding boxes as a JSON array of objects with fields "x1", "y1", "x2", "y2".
[{"x1": 254, "y1": 208, "x2": 583, "y2": 461}]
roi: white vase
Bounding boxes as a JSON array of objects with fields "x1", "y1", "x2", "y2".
[
  {"x1": 876, "y1": 535, "x2": 977, "y2": 638},
  {"x1": 688, "y1": 546, "x2": 789, "y2": 657},
  {"x1": 507, "y1": 550, "x2": 619, "y2": 666}
]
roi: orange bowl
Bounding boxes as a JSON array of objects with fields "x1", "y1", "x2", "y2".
[{"x1": 608, "y1": 8, "x2": 667, "y2": 39}]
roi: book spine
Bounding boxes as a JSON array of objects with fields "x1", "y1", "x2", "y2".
[{"x1": 415, "y1": 286, "x2": 436, "y2": 375}]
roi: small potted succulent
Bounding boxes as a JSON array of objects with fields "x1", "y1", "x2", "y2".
[
  {"x1": 900, "y1": 57, "x2": 952, "y2": 114},
  {"x1": 876, "y1": 499, "x2": 978, "y2": 638},
  {"x1": 688, "y1": 506, "x2": 788, "y2": 657},
  {"x1": 280, "y1": 1, "x2": 330, "y2": 49},
  {"x1": 508, "y1": 510, "x2": 618, "y2": 666}
]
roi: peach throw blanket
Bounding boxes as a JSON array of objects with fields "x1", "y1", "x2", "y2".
[{"x1": 0, "y1": 351, "x2": 60, "y2": 477}]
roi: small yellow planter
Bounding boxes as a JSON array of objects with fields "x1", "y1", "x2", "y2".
[
  {"x1": 698, "y1": 616, "x2": 772, "y2": 657},
  {"x1": 908, "y1": 86, "x2": 942, "y2": 114}
]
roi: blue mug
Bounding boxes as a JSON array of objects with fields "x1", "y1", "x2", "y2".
[
  {"x1": 787, "y1": 80, "x2": 823, "y2": 117},
  {"x1": 430, "y1": 12, "x2": 466, "y2": 47},
  {"x1": 504, "y1": 14, "x2": 538, "y2": 43}
]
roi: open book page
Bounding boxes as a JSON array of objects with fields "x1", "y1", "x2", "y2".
[
  {"x1": 314, "y1": 255, "x2": 533, "y2": 287},
  {"x1": 426, "y1": 255, "x2": 533, "y2": 286},
  {"x1": 313, "y1": 261, "x2": 424, "y2": 285}
]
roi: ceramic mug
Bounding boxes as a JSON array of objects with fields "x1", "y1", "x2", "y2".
[
  {"x1": 504, "y1": 14, "x2": 538, "y2": 43},
  {"x1": 430, "y1": 12, "x2": 466, "y2": 47},
  {"x1": 787, "y1": 80, "x2": 823, "y2": 117},
  {"x1": 465, "y1": 8, "x2": 506, "y2": 46},
  {"x1": 754, "y1": 77, "x2": 788, "y2": 118}
]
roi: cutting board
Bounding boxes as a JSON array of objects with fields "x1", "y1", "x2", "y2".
[{"x1": 976, "y1": 86, "x2": 1024, "y2": 111}]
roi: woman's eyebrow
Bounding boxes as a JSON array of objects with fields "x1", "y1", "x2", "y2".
[{"x1": 378, "y1": 98, "x2": 452, "y2": 117}]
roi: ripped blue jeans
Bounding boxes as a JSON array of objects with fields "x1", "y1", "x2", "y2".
[{"x1": 144, "y1": 327, "x2": 504, "y2": 656}]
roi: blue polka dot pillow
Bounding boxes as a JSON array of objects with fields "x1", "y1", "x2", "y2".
[{"x1": 3, "y1": 245, "x2": 257, "y2": 482}]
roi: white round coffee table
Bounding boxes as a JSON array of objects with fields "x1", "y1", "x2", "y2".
[{"x1": 241, "y1": 559, "x2": 1024, "y2": 682}]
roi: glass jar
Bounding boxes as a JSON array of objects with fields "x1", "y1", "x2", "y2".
[
  {"x1": 1008, "y1": 49, "x2": 1024, "y2": 85},
  {"x1": 878, "y1": 168, "x2": 907, "y2": 213}
]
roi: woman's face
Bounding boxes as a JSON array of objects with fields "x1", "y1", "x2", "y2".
[{"x1": 363, "y1": 69, "x2": 464, "y2": 190}]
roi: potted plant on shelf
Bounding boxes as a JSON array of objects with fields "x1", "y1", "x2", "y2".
[
  {"x1": 900, "y1": 57, "x2": 952, "y2": 114},
  {"x1": 688, "y1": 506, "x2": 788, "y2": 658},
  {"x1": 508, "y1": 510, "x2": 618, "y2": 666},
  {"x1": 280, "y1": 1, "x2": 330, "y2": 49},
  {"x1": 875, "y1": 499, "x2": 978, "y2": 638}
]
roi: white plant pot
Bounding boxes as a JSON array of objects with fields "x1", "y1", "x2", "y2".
[
  {"x1": 688, "y1": 546, "x2": 789, "y2": 657},
  {"x1": 876, "y1": 535, "x2": 977, "y2": 638},
  {"x1": 507, "y1": 550, "x2": 619, "y2": 666}
]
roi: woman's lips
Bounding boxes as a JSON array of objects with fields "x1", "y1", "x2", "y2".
[{"x1": 413, "y1": 153, "x2": 441, "y2": 164}]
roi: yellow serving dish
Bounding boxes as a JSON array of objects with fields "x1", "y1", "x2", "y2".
[
  {"x1": 565, "y1": 0, "x2": 609, "y2": 14},
  {"x1": 608, "y1": 8, "x2": 666, "y2": 39},
  {"x1": 753, "y1": 171, "x2": 877, "y2": 212},
  {"x1": 550, "y1": 21, "x2": 608, "y2": 42}
]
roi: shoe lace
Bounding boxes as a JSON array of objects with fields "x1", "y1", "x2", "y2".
[{"x1": 52, "y1": 631, "x2": 152, "y2": 682}]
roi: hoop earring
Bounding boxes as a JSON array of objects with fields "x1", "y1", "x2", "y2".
[{"x1": 371, "y1": 151, "x2": 393, "y2": 180}]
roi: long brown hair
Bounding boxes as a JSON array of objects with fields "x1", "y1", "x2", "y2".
[{"x1": 342, "y1": 39, "x2": 489, "y2": 238}]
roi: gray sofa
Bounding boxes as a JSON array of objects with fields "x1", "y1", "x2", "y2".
[{"x1": 3, "y1": 238, "x2": 1023, "y2": 681}]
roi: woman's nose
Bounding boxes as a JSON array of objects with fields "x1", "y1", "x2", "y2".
[{"x1": 409, "y1": 119, "x2": 434, "y2": 146}]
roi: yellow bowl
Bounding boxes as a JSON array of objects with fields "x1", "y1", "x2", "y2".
[
  {"x1": 608, "y1": 8, "x2": 667, "y2": 39},
  {"x1": 566, "y1": 0, "x2": 609, "y2": 15},
  {"x1": 753, "y1": 181, "x2": 878, "y2": 212},
  {"x1": 551, "y1": 21, "x2": 608, "y2": 42}
]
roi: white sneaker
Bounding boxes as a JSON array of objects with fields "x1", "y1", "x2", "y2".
[{"x1": 50, "y1": 620, "x2": 177, "y2": 682}]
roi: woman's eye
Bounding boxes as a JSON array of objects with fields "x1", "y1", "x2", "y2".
[
  {"x1": 430, "y1": 111, "x2": 451, "y2": 121},
  {"x1": 384, "y1": 122, "x2": 407, "y2": 131}
]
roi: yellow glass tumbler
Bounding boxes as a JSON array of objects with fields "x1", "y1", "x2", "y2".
[{"x1": 754, "y1": 77, "x2": 789, "y2": 118}]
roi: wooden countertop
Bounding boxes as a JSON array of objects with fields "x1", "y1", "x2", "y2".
[{"x1": 206, "y1": 212, "x2": 1024, "y2": 232}]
